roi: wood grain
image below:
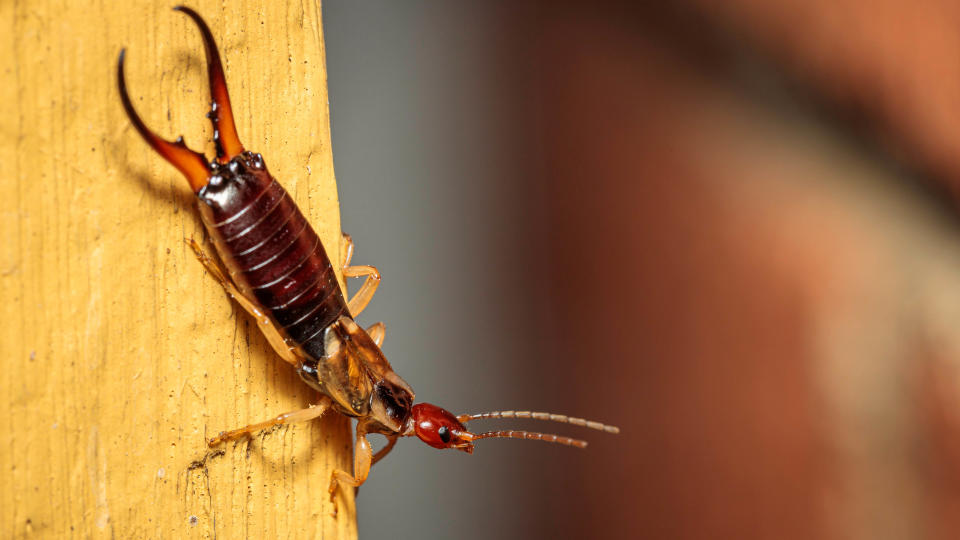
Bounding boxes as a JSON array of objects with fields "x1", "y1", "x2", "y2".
[{"x1": 0, "y1": 1, "x2": 358, "y2": 538}]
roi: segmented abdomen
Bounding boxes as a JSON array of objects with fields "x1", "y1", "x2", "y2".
[{"x1": 196, "y1": 153, "x2": 348, "y2": 350}]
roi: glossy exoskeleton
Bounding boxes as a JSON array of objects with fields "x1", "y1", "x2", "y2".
[{"x1": 117, "y1": 6, "x2": 619, "y2": 506}]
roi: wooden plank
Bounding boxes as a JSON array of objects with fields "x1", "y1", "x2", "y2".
[{"x1": 0, "y1": 1, "x2": 357, "y2": 538}]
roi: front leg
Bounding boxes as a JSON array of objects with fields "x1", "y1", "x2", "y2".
[
  {"x1": 329, "y1": 424, "x2": 373, "y2": 513},
  {"x1": 371, "y1": 434, "x2": 398, "y2": 465}
]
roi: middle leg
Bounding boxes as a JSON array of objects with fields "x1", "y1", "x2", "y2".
[
  {"x1": 366, "y1": 322, "x2": 385, "y2": 347},
  {"x1": 208, "y1": 397, "x2": 332, "y2": 446}
]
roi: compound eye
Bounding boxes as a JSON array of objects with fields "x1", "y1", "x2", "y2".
[{"x1": 437, "y1": 426, "x2": 451, "y2": 444}]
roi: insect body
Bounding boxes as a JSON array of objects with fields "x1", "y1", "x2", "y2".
[{"x1": 118, "y1": 6, "x2": 618, "y2": 504}]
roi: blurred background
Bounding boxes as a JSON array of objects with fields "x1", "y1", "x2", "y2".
[{"x1": 325, "y1": 1, "x2": 960, "y2": 539}]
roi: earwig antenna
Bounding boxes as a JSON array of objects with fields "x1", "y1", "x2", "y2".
[
  {"x1": 174, "y1": 5, "x2": 245, "y2": 163},
  {"x1": 471, "y1": 430, "x2": 589, "y2": 449},
  {"x1": 117, "y1": 49, "x2": 211, "y2": 193},
  {"x1": 458, "y1": 410, "x2": 620, "y2": 434}
]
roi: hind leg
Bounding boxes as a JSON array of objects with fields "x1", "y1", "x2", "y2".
[
  {"x1": 340, "y1": 233, "x2": 381, "y2": 317},
  {"x1": 187, "y1": 238, "x2": 299, "y2": 366}
]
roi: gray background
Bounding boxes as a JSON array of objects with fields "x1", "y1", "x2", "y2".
[
  {"x1": 325, "y1": 4, "x2": 558, "y2": 539},
  {"x1": 323, "y1": 2, "x2": 960, "y2": 539}
]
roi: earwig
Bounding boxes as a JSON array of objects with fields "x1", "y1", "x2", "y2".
[{"x1": 118, "y1": 6, "x2": 619, "y2": 506}]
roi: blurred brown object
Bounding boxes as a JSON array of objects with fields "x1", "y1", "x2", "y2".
[
  {"x1": 695, "y1": 0, "x2": 960, "y2": 199},
  {"x1": 500, "y1": 2, "x2": 960, "y2": 539}
]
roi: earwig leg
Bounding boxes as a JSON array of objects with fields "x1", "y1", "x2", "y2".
[
  {"x1": 187, "y1": 238, "x2": 299, "y2": 366},
  {"x1": 187, "y1": 238, "x2": 232, "y2": 283},
  {"x1": 339, "y1": 233, "x2": 381, "y2": 317},
  {"x1": 329, "y1": 425, "x2": 373, "y2": 514},
  {"x1": 371, "y1": 434, "x2": 398, "y2": 466},
  {"x1": 341, "y1": 233, "x2": 355, "y2": 268},
  {"x1": 208, "y1": 397, "x2": 331, "y2": 446},
  {"x1": 366, "y1": 322, "x2": 385, "y2": 347},
  {"x1": 343, "y1": 265, "x2": 381, "y2": 317}
]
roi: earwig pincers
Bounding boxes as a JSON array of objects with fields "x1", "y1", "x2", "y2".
[{"x1": 118, "y1": 6, "x2": 619, "y2": 509}]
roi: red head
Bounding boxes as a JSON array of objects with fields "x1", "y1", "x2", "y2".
[
  {"x1": 409, "y1": 403, "x2": 476, "y2": 453},
  {"x1": 405, "y1": 403, "x2": 620, "y2": 452}
]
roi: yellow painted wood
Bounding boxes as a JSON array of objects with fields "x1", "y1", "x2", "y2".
[{"x1": 0, "y1": 1, "x2": 357, "y2": 538}]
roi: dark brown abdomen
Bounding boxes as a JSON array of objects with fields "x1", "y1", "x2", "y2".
[{"x1": 196, "y1": 152, "x2": 348, "y2": 350}]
